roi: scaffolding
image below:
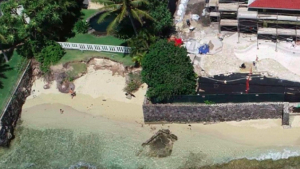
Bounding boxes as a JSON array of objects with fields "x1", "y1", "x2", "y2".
[{"x1": 207, "y1": 0, "x2": 300, "y2": 50}]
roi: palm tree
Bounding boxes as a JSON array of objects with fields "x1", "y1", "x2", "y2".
[
  {"x1": 0, "y1": 34, "x2": 9, "y2": 63},
  {"x1": 92, "y1": 0, "x2": 154, "y2": 36},
  {"x1": 127, "y1": 30, "x2": 155, "y2": 65}
]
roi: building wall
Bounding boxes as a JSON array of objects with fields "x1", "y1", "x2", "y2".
[{"x1": 143, "y1": 101, "x2": 287, "y2": 124}]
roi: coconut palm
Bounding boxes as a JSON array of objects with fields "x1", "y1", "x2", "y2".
[
  {"x1": 92, "y1": 0, "x2": 154, "y2": 36},
  {"x1": 0, "y1": 34, "x2": 9, "y2": 63}
]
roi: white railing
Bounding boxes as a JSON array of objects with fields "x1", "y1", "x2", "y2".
[{"x1": 57, "y1": 42, "x2": 131, "y2": 54}]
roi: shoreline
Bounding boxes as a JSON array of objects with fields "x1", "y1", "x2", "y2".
[
  {"x1": 23, "y1": 68, "x2": 300, "y2": 147},
  {"x1": 13, "y1": 67, "x2": 300, "y2": 168}
]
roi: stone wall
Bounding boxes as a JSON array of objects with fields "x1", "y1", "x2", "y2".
[
  {"x1": 143, "y1": 101, "x2": 287, "y2": 124},
  {"x1": 0, "y1": 62, "x2": 33, "y2": 146}
]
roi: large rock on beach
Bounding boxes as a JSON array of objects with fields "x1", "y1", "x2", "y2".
[{"x1": 140, "y1": 129, "x2": 178, "y2": 158}]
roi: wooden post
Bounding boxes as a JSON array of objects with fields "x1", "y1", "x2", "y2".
[
  {"x1": 296, "y1": 23, "x2": 298, "y2": 44},
  {"x1": 257, "y1": 21, "x2": 259, "y2": 49},
  {"x1": 218, "y1": 12, "x2": 221, "y2": 33},
  {"x1": 237, "y1": 4, "x2": 240, "y2": 43},
  {"x1": 276, "y1": 13, "x2": 278, "y2": 52},
  {"x1": 238, "y1": 19, "x2": 240, "y2": 43}
]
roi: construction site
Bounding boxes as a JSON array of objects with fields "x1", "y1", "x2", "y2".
[{"x1": 173, "y1": 0, "x2": 300, "y2": 103}]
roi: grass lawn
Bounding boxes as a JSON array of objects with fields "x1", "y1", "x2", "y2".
[
  {"x1": 66, "y1": 62, "x2": 87, "y2": 81},
  {"x1": 81, "y1": 9, "x2": 98, "y2": 21},
  {"x1": 0, "y1": 51, "x2": 28, "y2": 112},
  {"x1": 59, "y1": 50, "x2": 134, "y2": 67},
  {"x1": 68, "y1": 9, "x2": 126, "y2": 46},
  {"x1": 67, "y1": 34, "x2": 126, "y2": 46}
]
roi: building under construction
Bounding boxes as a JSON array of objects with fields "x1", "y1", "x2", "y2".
[{"x1": 207, "y1": 0, "x2": 300, "y2": 41}]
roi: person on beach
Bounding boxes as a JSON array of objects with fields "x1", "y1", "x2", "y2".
[{"x1": 69, "y1": 88, "x2": 76, "y2": 99}]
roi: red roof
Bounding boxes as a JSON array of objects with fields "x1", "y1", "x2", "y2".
[{"x1": 249, "y1": 0, "x2": 300, "y2": 10}]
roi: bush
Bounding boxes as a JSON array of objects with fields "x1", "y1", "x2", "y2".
[
  {"x1": 35, "y1": 40, "x2": 65, "y2": 73},
  {"x1": 141, "y1": 39, "x2": 197, "y2": 103},
  {"x1": 124, "y1": 72, "x2": 143, "y2": 93},
  {"x1": 147, "y1": 0, "x2": 174, "y2": 37},
  {"x1": 204, "y1": 100, "x2": 215, "y2": 105},
  {"x1": 74, "y1": 20, "x2": 89, "y2": 34}
]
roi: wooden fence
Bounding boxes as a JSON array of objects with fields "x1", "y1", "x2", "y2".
[{"x1": 57, "y1": 42, "x2": 131, "y2": 54}]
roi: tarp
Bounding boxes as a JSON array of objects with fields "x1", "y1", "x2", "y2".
[
  {"x1": 198, "y1": 44, "x2": 209, "y2": 54},
  {"x1": 174, "y1": 38, "x2": 183, "y2": 46}
]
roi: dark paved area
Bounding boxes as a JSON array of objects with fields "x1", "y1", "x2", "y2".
[{"x1": 198, "y1": 73, "x2": 300, "y2": 95}]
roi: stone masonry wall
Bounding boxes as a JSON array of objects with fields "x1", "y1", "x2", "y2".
[
  {"x1": 0, "y1": 62, "x2": 32, "y2": 147},
  {"x1": 143, "y1": 102, "x2": 286, "y2": 123}
]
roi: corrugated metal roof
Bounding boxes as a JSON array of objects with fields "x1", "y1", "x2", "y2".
[{"x1": 249, "y1": 0, "x2": 300, "y2": 10}]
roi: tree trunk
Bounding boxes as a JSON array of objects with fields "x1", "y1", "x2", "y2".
[
  {"x1": 127, "y1": 9, "x2": 138, "y2": 36},
  {"x1": 0, "y1": 43, "x2": 8, "y2": 63}
]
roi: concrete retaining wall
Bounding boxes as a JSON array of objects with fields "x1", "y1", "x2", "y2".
[{"x1": 143, "y1": 101, "x2": 289, "y2": 124}]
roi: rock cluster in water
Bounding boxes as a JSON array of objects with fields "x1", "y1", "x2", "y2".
[{"x1": 140, "y1": 129, "x2": 178, "y2": 158}]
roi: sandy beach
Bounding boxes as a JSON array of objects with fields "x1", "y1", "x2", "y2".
[
  {"x1": 88, "y1": 1, "x2": 104, "y2": 9},
  {"x1": 10, "y1": 64, "x2": 300, "y2": 168},
  {"x1": 23, "y1": 65, "x2": 300, "y2": 146}
]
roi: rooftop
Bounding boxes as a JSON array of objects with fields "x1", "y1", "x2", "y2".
[{"x1": 248, "y1": 0, "x2": 300, "y2": 11}]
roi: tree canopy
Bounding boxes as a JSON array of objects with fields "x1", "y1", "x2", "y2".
[
  {"x1": 0, "y1": 0, "x2": 82, "y2": 71},
  {"x1": 147, "y1": 0, "x2": 174, "y2": 37},
  {"x1": 141, "y1": 39, "x2": 196, "y2": 103},
  {"x1": 93, "y1": 0, "x2": 153, "y2": 35}
]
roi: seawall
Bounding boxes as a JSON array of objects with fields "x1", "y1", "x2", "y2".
[
  {"x1": 143, "y1": 100, "x2": 290, "y2": 125},
  {"x1": 0, "y1": 62, "x2": 33, "y2": 146}
]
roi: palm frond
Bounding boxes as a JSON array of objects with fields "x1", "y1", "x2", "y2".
[
  {"x1": 100, "y1": 4, "x2": 121, "y2": 10},
  {"x1": 118, "y1": 1, "x2": 127, "y2": 22},
  {"x1": 130, "y1": 0, "x2": 149, "y2": 7},
  {"x1": 134, "y1": 9, "x2": 155, "y2": 21},
  {"x1": 130, "y1": 9, "x2": 143, "y2": 25},
  {"x1": 106, "y1": 15, "x2": 121, "y2": 34},
  {"x1": 97, "y1": 11, "x2": 112, "y2": 23},
  {"x1": 0, "y1": 34, "x2": 7, "y2": 43}
]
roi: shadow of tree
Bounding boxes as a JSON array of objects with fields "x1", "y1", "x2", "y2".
[{"x1": 0, "y1": 64, "x2": 13, "y2": 89}]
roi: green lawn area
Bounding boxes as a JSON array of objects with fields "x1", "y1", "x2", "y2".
[
  {"x1": 66, "y1": 62, "x2": 87, "y2": 81},
  {"x1": 68, "y1": 9, "x2": 126, "y2": 46},
  {"x1": 81, "y1": 9, "x2": 98, "y2": 21},
  {"x1": 59, "y1": 50, "x2": 134, "y2": 67},
  {"x1": 67, "y1": 34, "x2": 126, "y2": 46},
  {"x1": 63, "y1": 9, "x2": 131, "y2": 67},
  {"x1": 0, "y1": 51, "x2": 28, "y2": 112}
]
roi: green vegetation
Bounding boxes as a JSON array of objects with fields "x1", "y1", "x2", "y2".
[
  {"x1": 141, "y1": 39, "x2": 196, "y2": 103},
  {"x1": 59, "y1": 50, "x2": 134, "y2": 66},
  {"x1": 67, "y1": 34, "x2": 125, "y2": 46},
  {"x1": 124, "y1": 72, "x2": 142, "y2": 93},
  {"x1": 35, "y1": 41, "x2": 65, "y2": 73},
  {"x1": 81, "y1": 9, "x2": 98, "y2": 21},
  {"x1": 204, "y1": 100, "x2": 215, "y2": 105},
  {"x1": 74, "y1": 20, "x2": 90, "y2": 34},
  {"x1": 66, "y1": 62, "x2": 87, "y2": 82},
  {"x1": 93, "y1": 0, "x2": 154, "y2": 35},
  {"x1": 0, "y1": 0, "x2": 82, "y2": 72},
  {"x1": 147, "y1": 0, "x2": 174, "y2": 36},
  {"x1": 0, "y1": 51, "x2": 28, "y2": 112},
  {"x1": 127, "y1": 30, "x2": 156, "y2": 65}
]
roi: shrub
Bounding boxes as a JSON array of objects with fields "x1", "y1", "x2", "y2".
[
  {"x1": 204, "y1": 100, "x2": 215, "y2": 105},
  {"x1": 124, "y1": 72, "x2": 143, "y2": 93},
  {"x1": 141, "y1": 39, "x2": 197, "y2": 103},
  {"x1": 35, "y1": 40, "x2": 65, "y2": 73},
  {"x1": 74, "y1": 20, "x2": 89, "y2": 34}
]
